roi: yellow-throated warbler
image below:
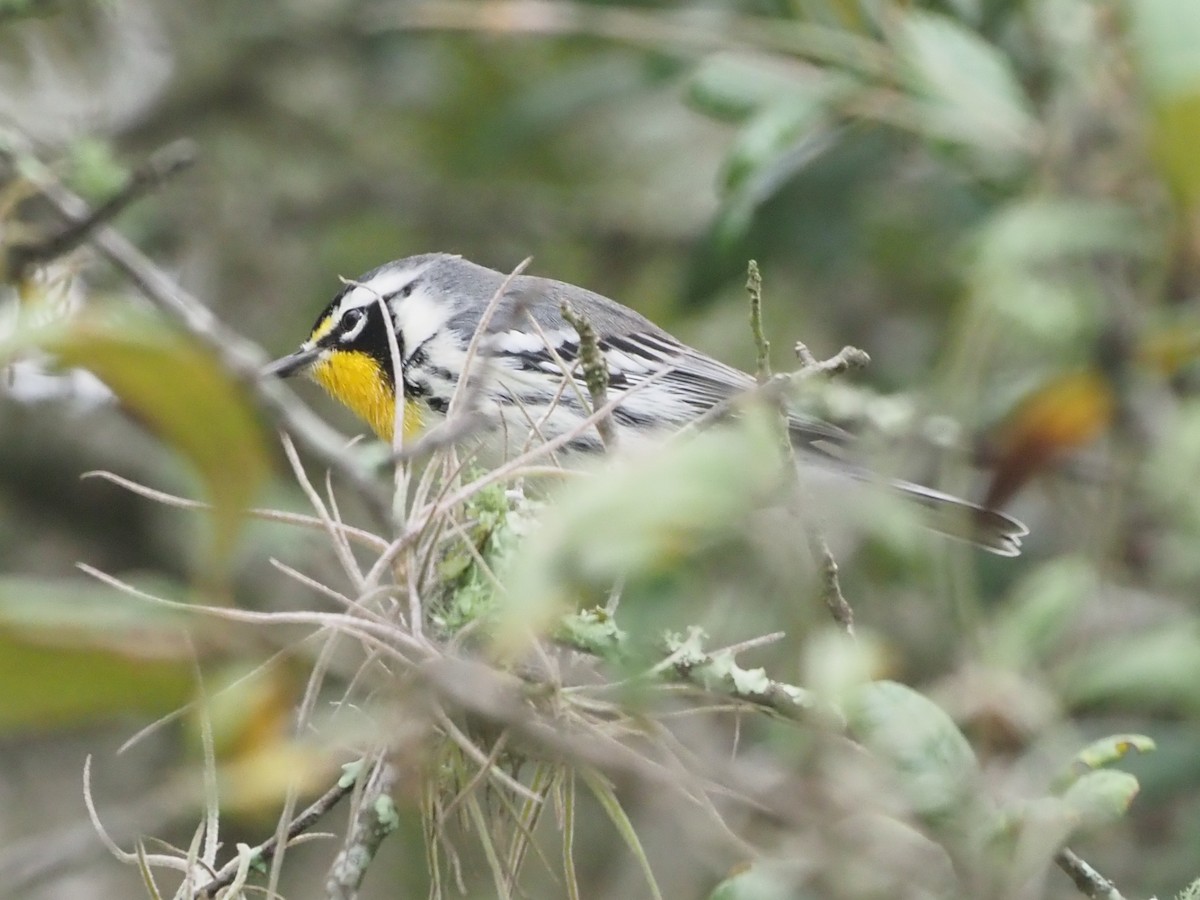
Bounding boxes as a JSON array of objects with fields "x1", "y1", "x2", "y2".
[{"x1": 265, "y1": 253, "x2": 1027, "y2": 555}]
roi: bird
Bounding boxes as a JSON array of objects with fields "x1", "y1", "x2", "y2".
[{"x1": 264, "y1": 253, "x2": 1027, "y2": 555}]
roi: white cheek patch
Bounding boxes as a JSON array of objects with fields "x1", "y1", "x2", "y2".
[{"x1": 392, "y1": 288, "x2": 451, "y2": 349}]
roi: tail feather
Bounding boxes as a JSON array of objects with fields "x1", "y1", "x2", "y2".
[{"x1": 889, "y1": 478, "x2": 1028, "y2": 557}]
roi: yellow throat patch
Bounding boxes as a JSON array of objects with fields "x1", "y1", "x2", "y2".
[{"x1": 310, "y1": 349, "x2": 426, "y2": 442}]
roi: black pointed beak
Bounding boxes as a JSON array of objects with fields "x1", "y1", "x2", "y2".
[{"x1": 263, "y1": 345, "x2": 323, "y2": 378}]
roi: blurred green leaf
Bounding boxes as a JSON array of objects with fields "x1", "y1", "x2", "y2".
[
  {"x1": 1126, "y1": 0, "x2": 1200, "y2": 95},
  {"x1": 1126, "y1": 0, "x2": 1200, "y2": 205},
  {"x1": 688, "y1": 53, "x2": 830, "y2": 123},
  {"x1": 897, "y1": 10, "x2": 1037, "y2": 170},
  {"x1": 1056, "y1": 626, "x2": 1200, "y2": 714},
  {"x1": 4, "y1": 310, "x2": 270, "y2": 570},
  {"x1": 708, "y1": 861, "x2": 812, "y2": 900},
  {"x1": 66, "y1": 136, "x2": 128, "y2": 201},
  {"x1": 494, "y1": 416, "x2": 786, "y2": 653},
  {"x1": 991, "y1": 558, "x2": 1096, "y2": 666},
  {"x1": 844, "y1": 680, "x2": 981, "y2": 824},
  {"x1": 722, "y1": 101, "x2": 829, "y2": 193},
  {"x1": 968, "y1": 199, "x2": 1149, "y2": 344},
  {"x1": 1060, "y1": 769, "x2": 1140, "y2": 832},
  {"x1": 1054, "y1": 734, "x2": 1156, "y2": 791},
  {"x1": 0, "y1": 576, "x2": 194, "y2": 733}
]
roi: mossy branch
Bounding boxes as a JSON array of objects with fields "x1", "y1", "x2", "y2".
[
  {"x1": 561, "y1": 301, "x2": 616, "y2": 450},
  {"x1": 746, "y1": 259, "x2": 770, "y2": 383}
]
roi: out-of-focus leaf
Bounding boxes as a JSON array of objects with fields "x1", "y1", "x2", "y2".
[
  {"x1": 982, "y1": 371, "x2": 1114, "y2": 508},
  {"x1": 1056, "y1": 626, "x2": 1200, "y2": 713},
  {"x1": 844, "y1": 680, "x2": 981, "y2": 824},
  {"x1": 974, "y1": 200, "x2": 1146, "y2": 269},
  {"x1": 1138, "y1": 324, "x2": 1200, "y2": 376},
  {"x1": 1059, "y1": 768, "x2": 1140, "y2": 831},
  {"x1": 0, "y1": 576, "x2": 195, "y2": 733},
  {"x1": 3, "y1": 310, "x2": 270, "y2": 570},
  {"x1": 493, "y1": 416, "x2": 785, "y2": 655},
  {"x1": 708, "y1": 861, "x2": 812, "y2": 900},
  {"x1": 803, "y1": 626, "x2": 881, "y2": 703},
  {"x1": 897, "y1": 11, "x2": 1037, "y2": 170},
  {"x1": 66, "y1": 136, "x2": 128, "y2": 201},
  {"x1": 968, "y1": 200, "x2": 1148, "y2": 347},
  {"x1": 991, "y1": 558, "x2": 1096, "y2": 667},
  {"x1": 216, "y1": 742, "x2": 339, "y2": 819},
  {"x1": 722, "y1": 101, "x2": 828, "y2": 193},
  {"x1": 688, "y1": 53, "x2": 829, "y2": 122},
  {"x1": 186, "y1": 661, "x2": 296, "y2": 762},
  {"x1": 1126, "y1": 0, "x2": 1200, "y2": 205},
  {"x1": 1054, "y1": 734, "x2": 1156, "y2": 791}
]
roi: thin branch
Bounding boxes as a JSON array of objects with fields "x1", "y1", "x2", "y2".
[
  {"x1": 8, "y1": 139, "x2": 196, "y2": 280},
  {"x1": 194, "y1": 774, "x2": 358, "y2": 898},
  {"x1": 786, "y1": 341, "x2": 864, "y2": 638},
  {"x1": 815, "y1": 533, "x2": 854, "y2": 636},
  {"x1": 1054, "y1": 848, "x2": 1129, "y2": 900},
  {"x1": 746, "y1": 260, "x2": 770, "y2": 383}
]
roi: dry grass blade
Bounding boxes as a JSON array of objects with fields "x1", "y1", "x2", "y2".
[
  {"x1": 133, "y1": 842, "x2": 165, "y2": 900},
  {"x1": 466, "y1": 792, "x2": 513, "y2": 899},
  {"x1": 81, "y1": 470, "x2": 389, "y2": 550},
  {"x1": 559, "y1": 770, "x2": 581, "y2": 900},
  {"x1": 579, "y1": 767, "x2": 664, "y2": 900},
  {"x1": 280, "y1": 433, "x2": 367, "y2": 592}
]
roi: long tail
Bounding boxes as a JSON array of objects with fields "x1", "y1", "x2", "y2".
[{"x1": 886, "y1": 477, "x2": 1028, "y2": 557}]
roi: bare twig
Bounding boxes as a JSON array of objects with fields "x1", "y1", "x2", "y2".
[
  {"x1": 560, "y1": 301, "x2": 615, "y2": 450},
  {"x1": 1054, "y1": 848, "x2": 1128, "y2": 900},
  {"x1": 788, "y1": 340, "x2": 862, "y2": 639},
  {"x1": 815, "y1": 534, "x2": 854, "y2": 636},
  {"x1": 684, "y1": 344, "x2": 871, "y2": 436},
  {"x1": 194, "y1": 774, "x2": 357, "y2": 898},
  {"x1": 8, "y1": 139, "x2": 196, "y2": 280}
]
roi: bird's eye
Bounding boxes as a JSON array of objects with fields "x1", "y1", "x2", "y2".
[{"x1": 339, "y1": 307, "x2": 368, "y2": 342}]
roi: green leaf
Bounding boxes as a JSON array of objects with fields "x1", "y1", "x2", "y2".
[
  {"x1": 1060, "y1": 769, "x2": 1140, "y2": 832},
  {"x1": 1054, "y1": 734, "x2": 1156, "y2": 792},
  {"x1": 1056, "y1": 625, "x2": 1200, "y2": 714},
  {"x1": 844, "y1": 681, "x2": 980, "y2": 824},
  {"x1": 688, "y1": 53, "x2": 831, "y2": 122},
  {"x1": 5, "y1": 310, "x2": 270, "y2": 571},
  {"x1": 493, "y1": 415, "x2": 786, "y2": 653},
  {"x1": 722, "y1": 101, "x2": 829, "y2": 193},
  {"x1": 991, "y1": 558, "x2": 1096, "y2": 666},
  {"x1": 897, "y1": 11, "x2": 1037, "y2": 170},
  {"x1": 0, "y1": 576, "x2": 195, "y2": 733},
  {"x1": 709, "y1": 861, "x2": 811, "y2": 900},
  {"x1": 1126, "y1": 0, "x2": 1200, "y2": 205}
]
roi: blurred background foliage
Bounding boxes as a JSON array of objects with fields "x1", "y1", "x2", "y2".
[{"x1": 4, "y1": 0, "x2": 1200, "y2": 897}]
